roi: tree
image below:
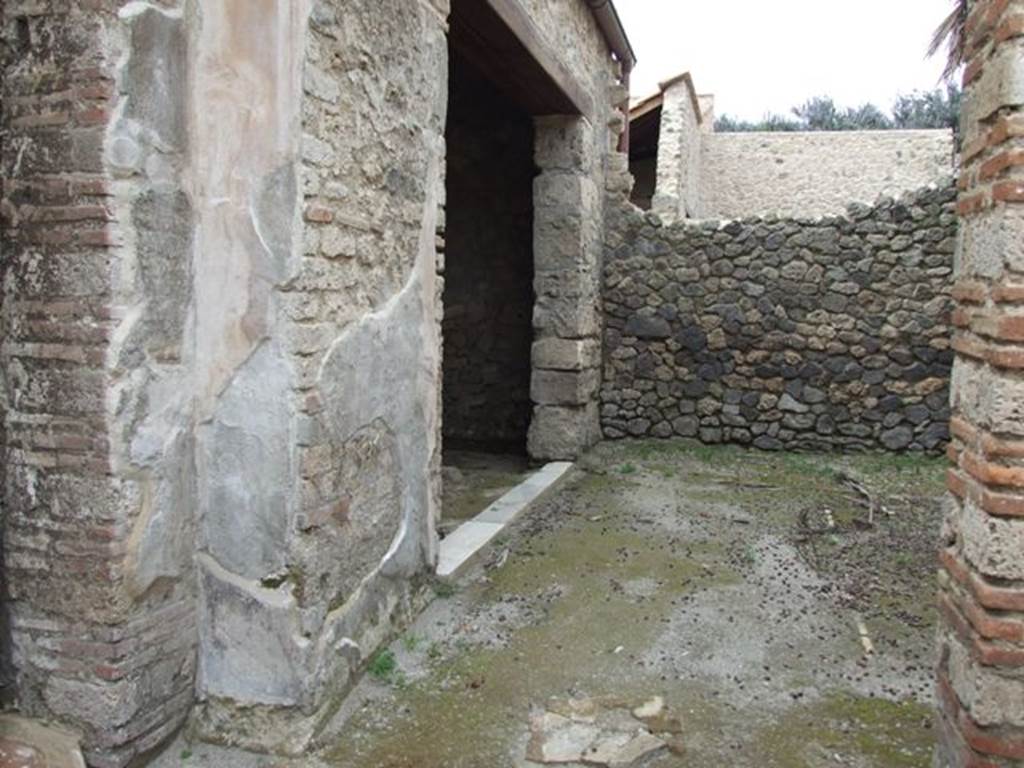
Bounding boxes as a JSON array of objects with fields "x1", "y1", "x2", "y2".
[
  {"x1": 713, "y1": 3, "x2": 968, "y2": 134},
  {"x1": 713, "y1": 88, "x2": 959, "y2": 134},
  {"x1": 791, "y1": 96, "x2": 894, "y2": 131},
  {"x1": 892, "y1": 85, "x2": 960, "y2": 132}
]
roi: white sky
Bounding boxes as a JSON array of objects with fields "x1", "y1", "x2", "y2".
[{"x1": 615, "y1": 0, "x2": 956, "y2": 120}]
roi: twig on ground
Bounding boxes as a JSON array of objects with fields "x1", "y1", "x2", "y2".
[{"x1": 835, "y1": 470, "x2": 889, "y2": 526}]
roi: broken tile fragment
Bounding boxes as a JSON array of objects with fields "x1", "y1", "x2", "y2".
[
  {"x1": 630, "y1": 696, "x2": 664, "y2": 719},
  {"x1": 605, "y1": 730, "x2": 666, "y2": 767},
  {"x1": 526, "y1": 712, "x2": 602, "y2": 764},
  {"x1": 526, "y1": 697, "x2": 673, "y2": 767}
]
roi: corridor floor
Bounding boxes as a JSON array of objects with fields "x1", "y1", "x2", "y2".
[{"x1": 156, "y1": 440, "x2": 946, "y2": 768}]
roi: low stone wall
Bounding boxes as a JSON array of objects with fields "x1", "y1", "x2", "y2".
[{"x1": 601, "y1": 184, "x2": 957, "y2": 452}]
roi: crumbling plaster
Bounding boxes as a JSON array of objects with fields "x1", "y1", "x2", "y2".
[{"x1": 0, "y1": 0, "x2": 623, "y2": 761}]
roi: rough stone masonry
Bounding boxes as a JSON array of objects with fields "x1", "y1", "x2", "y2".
[
  {"x1": 2, "y1": 0, "x2": 1024, "y2": 766},
  {"x1": 0, "y1": 0, "x2": 623, "y2": 765},
  {"x1": 937, "y1": 0, "x2": 1024, "y2": 764},
  {"x1": 601, "y1": 185, "x2": 958, "y2": 452}
]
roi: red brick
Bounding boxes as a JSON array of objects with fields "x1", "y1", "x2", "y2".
[
  {"x1": 937, "y1": 672, "x2": 1009, "y2": 768},
  {"x1": 993, "y1": 314, "x2": 1024, "y2": 341},
  {"x1": 949, "y1": 441, "x2": 963, "y2": 464},
  {"x1": 33, "y1": 205, "x2": 111, "y2": 223},
  {"x1": 948, "y1": 468, "x2": 968, "y2": 499},
  {"x1": 979, "y1": 487, "x2": 1024, "y2": 517},
  {"x1": 981, "y1": 430, "x2": 1024, "y2": 459},
  {"x1": 76, "y1": 81, "x2": 115, "y2": 100},
  {"x1": 75, "y1": 107, "x2": 109, "y2": 126},
  {"x1": 79, "y1": 229, "x2": 119, "y2": 247},
  {"x1": 942, "y1": 549, "x2": 1024, "y2": 612},
  {"x1": 962, "y1": 451, "x2": 1024, "y2": 488},
  {"x1": 962, "y1": 716, "x2": 1024, "y2": 760},
  {"x1": 989, "y1": 115, "x2": 1024, "y2": 148},
  {"x1": 954, "y1": 280, "x2": 989, "y2": 304},
  {"x1": 951, "y1": 415, "x2": 979, "y2": 444},
  {"x1": 992, "y1": 283, "x2": 1024, "y2": 303},
  {"x1": 985, "y1": 344, "x2": 1024, "y2": 368},
  {"x1": 959, "y1": 192, "x2": 989, "y2": 216},
  {"x1": 995, "y1": 14, "x2": 1024, "y2": 43},
  {"x1": 986, "y1": 0, "x2": 1013, "y2": 32},
  {"x1": 980, "y1": 150, "x2": 1024, "y2": 180},
  {"x1": 993, "y1": 180, "x2": 1024, "y2": 203},
  {"x1": 11, "y1": 112, "x2": 70, "y2": 129},
  {"x1": 304, "y1": 204, "x2": 333, "y2": 223},
  {"x1": 953, "y1": 333, "x2": 987, "y2": 361},
  {"x1": 70, "y1": 178, "x2": 113, "y2": 197}
]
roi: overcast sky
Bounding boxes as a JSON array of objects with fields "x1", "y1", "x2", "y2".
[{"x1": 615, "y1": 0, "x2": 956, "y2": 120}]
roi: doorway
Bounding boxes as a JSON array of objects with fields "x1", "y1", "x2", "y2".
[{"x1": 440, "y1": 48, "x2": 538, "y2": 528}]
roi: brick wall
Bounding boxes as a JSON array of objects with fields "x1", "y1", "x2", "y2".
[
  {"x1": 601, "y1": 185, "x2": 957, "y2": 452},
  {"x1": 1, "y1": 3, "x2": 195, "y2": 766},
  {"x1": 938, "y1": 0, "x2": 1024, "y2": 765}
]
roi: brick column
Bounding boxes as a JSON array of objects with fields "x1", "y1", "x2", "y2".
[
  {"x1": 528, "y1": 116, "x2": 603, "y2": 460},
  {"x1": 938, "y1": 1, "x2": 1024, "y2": 765},
  {"x1": 2, "y1": 4, "x2": 195, "y2": 766}
]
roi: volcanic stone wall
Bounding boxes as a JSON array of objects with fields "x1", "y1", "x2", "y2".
[{"x1": 601, "y1": 184, "x2": 958, "y2": 452}]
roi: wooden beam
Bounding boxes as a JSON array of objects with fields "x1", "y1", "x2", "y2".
[{"x1": 449, "y1": 0, "x2": 592, "y2": 117}]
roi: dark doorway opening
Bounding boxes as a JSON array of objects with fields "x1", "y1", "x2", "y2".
[
  {"x1": 440, "y1": 49, "x2": 538, "y2": 528},
  {"x1": 442, "y1": 47, "x2": 537, "y2": 457},
  {"x1": 628, "y1": 97, "x2": 661, "y2": 210}
]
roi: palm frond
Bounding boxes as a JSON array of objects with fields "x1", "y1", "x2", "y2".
[{"x1": 928, "y1": 0, "x2": 968, "y2": 82}]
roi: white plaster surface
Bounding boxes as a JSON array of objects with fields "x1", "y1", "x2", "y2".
[
  {"x1": 437, "y1": 462, "x2": 572, "y2": 577},
  {"x1": 652, "y1": 78, "x2": 702, "y2": 220},
  {"x1": 699, "y1": 130, "x2": 953, "y2": 219}
]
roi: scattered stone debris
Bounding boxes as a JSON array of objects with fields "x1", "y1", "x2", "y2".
[
  {"x1": 0, "y1": 716, "x2": 85, "y2": 768},
  {"x1": 525, "y1": 696, "x2": 684, "y2": 766}
]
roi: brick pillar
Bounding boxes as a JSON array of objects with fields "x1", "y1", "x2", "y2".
[
  {"x1": 2, "y1": 4, "x2": 195, "y2": 766},
  {"x1": 938, "y1": 1, "x2": 1024, "y2": 765},
  {"x1": 528, "y1": 116, "x2": 603, "y2": 460}
]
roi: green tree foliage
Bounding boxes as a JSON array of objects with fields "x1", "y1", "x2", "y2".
[
  {"x1": 892, "y1": 85, "x2": 960, "y2": 131},
  {"x1": 713, "y1": 87, "x2": 960, "y2": 134}
]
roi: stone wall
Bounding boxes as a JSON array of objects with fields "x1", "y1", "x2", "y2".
[
  {"x1": 1, "y1": 0, "x2": 623, "y2": 762},
  {"x1": 601, "y1": 184, "x2": 957, "y2": 452},
  {"x1": 517, "y1": 0, "x2": 622, "y2": 461},
  {"x1": 2, "y1": 4, "x2": 198, "y2": 766},
  {"x1": 699, "y1": 130, "x2": 954, "y2": 219},
  {"x1": 651, "y1": 75, "x2": 702, "y2": 221},
  {"x1": 2, "y1": 0, "x2": 448, "y2": 762},
  {"x1": 193, "y1": 0, "x2": 446, "y2": 753},
  {"x1": 937, "y1": 0, "x2": 1024, "y2": 764},
  {"x1": 641, "y1": 74, "x2": 954, "y2": 222},
  {"x1": 442, "y1": 52, "x2": 535, "y2": 451}
]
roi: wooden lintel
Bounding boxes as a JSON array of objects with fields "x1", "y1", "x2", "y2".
[{"x1": 450, "y1": 0, "x2": 593, "y2": 118}]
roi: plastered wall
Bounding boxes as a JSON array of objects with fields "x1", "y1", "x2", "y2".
[
  {"x1": 0, "y1": 0, "x2": 622, "y2": 762},
  {"x1": 700, "y1": 130, "x2": 955, "y2": 219}
]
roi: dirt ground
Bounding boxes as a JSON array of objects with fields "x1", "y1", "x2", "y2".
[{"x1": 154, "y1": 439, "x2": 947, "y2": 768}]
